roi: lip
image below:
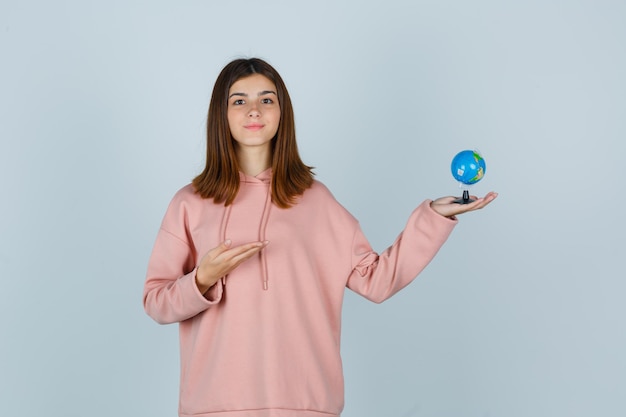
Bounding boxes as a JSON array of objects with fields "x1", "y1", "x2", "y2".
[{"x1": 244, "y1": 123, "x2": 264, "y2": 131}]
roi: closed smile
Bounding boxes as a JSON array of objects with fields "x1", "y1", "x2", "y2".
[{"x1": 244, "y1": 123, "x2": 264, "y2": 131}]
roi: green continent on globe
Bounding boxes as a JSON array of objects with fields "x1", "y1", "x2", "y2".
[
  {"x1": 470, "y1": 167, "x2": 484, "y2": 183},
  {"x1": 469, "y1": 152, "x2": 485, "y2": 183}
]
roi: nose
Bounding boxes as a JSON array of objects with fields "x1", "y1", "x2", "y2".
[{"x1": 248, "y1": 103, "x2": 261, "y2": 118}]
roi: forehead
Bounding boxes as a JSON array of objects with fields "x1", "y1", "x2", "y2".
[{"x1": 229, "y1": 74, "x2": 276, "y2": 93}]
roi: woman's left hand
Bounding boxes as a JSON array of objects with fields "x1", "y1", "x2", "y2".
[{"x1": 430, "y1": 191, "x2": 499, "y2": 219}]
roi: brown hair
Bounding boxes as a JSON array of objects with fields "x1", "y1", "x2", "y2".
[{"x1": 192, "y1": 58, "x2": 314, "y2": 208}]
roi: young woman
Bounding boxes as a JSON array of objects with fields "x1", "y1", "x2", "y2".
[{"x1": 143, "y1": 58, "x2": 497, "y2": 417}]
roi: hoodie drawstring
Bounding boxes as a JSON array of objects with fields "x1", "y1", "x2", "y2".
[
  {"x1": 218, "y1": 178, "x2": 273, "y2": 291},
  {"x1": 258, "y1": 187, "x2": 272, "y2": 290},
  {"x1": 218, "y1": 204, "x2": 233, "y2": 286}
]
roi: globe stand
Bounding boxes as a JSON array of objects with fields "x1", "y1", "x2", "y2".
[{"x1": 452, "y1": 189, "x2": 475, "y2": 204}]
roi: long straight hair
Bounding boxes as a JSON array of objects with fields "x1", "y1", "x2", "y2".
[{"x1": 192, "y1": 58, "x2": 314, "y2": 208}]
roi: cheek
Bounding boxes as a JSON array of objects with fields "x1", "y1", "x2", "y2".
[
  {"x1": 270, "y1": 114, "x2": 281, "y2": 132},
  {"x1": 271, "y1": 109, "x2": 281, "y2": 125},
  {"x1": 226, "y1": 111, "x2": 238, "y2": 128}
]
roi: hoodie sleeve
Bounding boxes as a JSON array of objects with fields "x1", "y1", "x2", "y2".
[
  {"x1": 143, "y1": 193, "x2": 222, "y2": 324},
  {"x1": 346, "y1": 200, "x2": 457, "y2": 303}
]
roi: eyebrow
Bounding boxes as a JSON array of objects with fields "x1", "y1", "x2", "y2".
[{"x1": 228, "y1": 90, "x2": 277, "y2": 99}]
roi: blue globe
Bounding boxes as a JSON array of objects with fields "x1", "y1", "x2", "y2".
[{"x1": 451, "y1": 150, "x2": 486, "y2": 185}]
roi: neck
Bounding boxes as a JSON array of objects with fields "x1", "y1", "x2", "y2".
[{"x1": 236, "y1": 145, "x2": 271, "y2": 177}]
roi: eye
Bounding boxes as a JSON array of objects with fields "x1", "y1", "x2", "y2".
[
  {"x1": 261, "y1": 98, "x2": 274, "y2": 104},
  {"x1": 232, "y1": 99, "x2": 245, "y2": 105}
]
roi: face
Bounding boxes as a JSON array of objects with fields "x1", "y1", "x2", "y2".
[{"x1": 227, "y1": 74, "x2": 281, "y2": 153}]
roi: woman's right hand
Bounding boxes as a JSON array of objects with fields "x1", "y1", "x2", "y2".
[{"x1": 195, "y1": 239, "x2": 269, "y2": 294}]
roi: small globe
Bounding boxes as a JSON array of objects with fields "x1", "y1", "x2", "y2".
[{"x1": 451, "y1": 150, "x2": 486, "y2": 185}]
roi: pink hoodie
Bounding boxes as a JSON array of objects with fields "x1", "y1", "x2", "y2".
[{"x1": 144, "y1": 169, "x2": 457, "y2": 417}]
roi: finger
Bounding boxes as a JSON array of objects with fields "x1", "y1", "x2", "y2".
[
  {"x1": 198, "y1": 241, "x2": 269, "y2": 282},
  {"x1": 463, "y1": 193, "x2": 497, "y2": 211},
  {"x1": 475, "y1": 192, "x2": 498, "y2": 207},
  {"x1": 223, "y1": 241, "x2": 269, "y2": 262},
  {"x1": 223, "y1": 244, "x2": 270, "y2": 273},
  {"x1": 206, "y1": 239, "x2": 232, "y2": 256}
]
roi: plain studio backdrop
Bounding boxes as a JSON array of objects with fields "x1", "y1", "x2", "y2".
[{"x1": 1, "y1": 1, "x2": 624, "y2": 416}]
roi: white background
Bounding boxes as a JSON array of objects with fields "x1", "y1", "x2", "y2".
[{"x1": 1, "y1": 1, "x2": 624, "y2": 416}]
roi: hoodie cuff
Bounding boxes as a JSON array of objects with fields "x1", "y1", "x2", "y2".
[
  {"x1": 185, "y1": 268, "x2": 224, "y2": 307},
  {"x1": 202, "y1": 278, "x2": 224, "y2": 304}
]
